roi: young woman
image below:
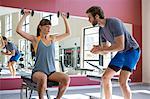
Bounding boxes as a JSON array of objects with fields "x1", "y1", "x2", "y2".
[{"x1": 16, "y1": 10, "x2": 71, "y2": 99}]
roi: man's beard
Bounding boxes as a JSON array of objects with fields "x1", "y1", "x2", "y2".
[{"x1": 92, "y1": 20, "x2": 98, "y2": 27}]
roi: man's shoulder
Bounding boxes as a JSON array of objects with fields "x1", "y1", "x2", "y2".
[
  {"x1": 107, "y1": 17, "x2": 122, "y2": 23},
  {"x1": 7, "y1": 42, "x2": 16, "y2": 48},
  {"x1": 8, "y1": 42, "x2": 13, "y2": 45}
]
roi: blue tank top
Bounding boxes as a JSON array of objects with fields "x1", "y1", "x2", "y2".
[{"x1": 32, "y1": 40, "x2": 56, "y2": 75}]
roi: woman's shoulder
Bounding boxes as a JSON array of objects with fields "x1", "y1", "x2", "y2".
[{"x1": 49, "y1": 34, "x2": 57, "y2": 41}]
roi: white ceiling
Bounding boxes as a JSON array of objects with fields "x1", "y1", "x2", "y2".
[{"x1": 0, "y1": 6, "x2": 20, "y2": 16}]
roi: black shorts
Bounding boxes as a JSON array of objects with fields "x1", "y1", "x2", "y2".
[{"x1": 31, "y1": 71, "x2": 56, "y2": 81}]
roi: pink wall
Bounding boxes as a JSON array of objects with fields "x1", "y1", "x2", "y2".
[{"x1": 1, "y1": 0, "x2": 142, "y2": 82}]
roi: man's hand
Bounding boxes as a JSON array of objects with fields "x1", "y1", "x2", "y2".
[
  {"x1": 90, "y1": 45, "x2": 108, "y2": 55},
  {"x1": 1, "y1": 51, "x2": 5, "y2": 55}
]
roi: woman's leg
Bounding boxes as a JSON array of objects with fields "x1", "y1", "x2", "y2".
[
  {"x1": 102, "y1": 67, "x2": 117, "y2": 99},
  {"x1": 48, "y1": 72, "x2": 70, "y2": 99},
  {"x1": 32, "y1": 71, "x2": 47, "y2": 99},
  {"x1": 119, "y1": 70, "x2": 132, "y2": 99}
]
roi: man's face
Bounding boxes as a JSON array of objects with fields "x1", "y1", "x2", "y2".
[
  {"x1": 86, "y1": 13, "x2": 98, "y2": 26},
  {"x1": 3, "y1": 40, "x2": 7, "y2": 45}
]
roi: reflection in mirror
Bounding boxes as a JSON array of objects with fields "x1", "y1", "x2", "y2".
[
  {"x1": 0, "y1": 6, "x2": 133, "y2": 77},
  {"x1": 0, "y1": 6, "x2": 92, "y2": 77},
  {"x1": 0, "y1": 6, "x2": 61, "y2": 76}
]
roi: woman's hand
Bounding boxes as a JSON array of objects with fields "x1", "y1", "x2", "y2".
[
  {"x1": 23, "y1": 9, "x2": 32, "y2": 16},
  {"x1": 61, "y1": 12, "x2": 68, "y2": 19}
]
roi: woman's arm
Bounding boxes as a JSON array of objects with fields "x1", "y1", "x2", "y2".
[
  {"x1": 16, "y1": 10, "x2": 37, "y2": 44},
  {"x1": 54, "y1": 13, "x2": 71, "y2": 41}
]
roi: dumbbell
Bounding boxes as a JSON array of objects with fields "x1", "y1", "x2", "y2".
[
  {"x1": 57, "y1": 11, "x2": 69, "y2": 19},
  {"x1": 21, "y1": 9, "x2": 34, "y2": 16}
]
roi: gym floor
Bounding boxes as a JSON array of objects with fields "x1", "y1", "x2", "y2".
[{"x1": 0, "y1": 83, "x2": 150, "y2": 99}]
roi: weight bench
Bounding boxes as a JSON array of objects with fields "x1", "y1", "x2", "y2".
[{"x1": 20, "y1": 75, "x2": 59, "y2": 99}]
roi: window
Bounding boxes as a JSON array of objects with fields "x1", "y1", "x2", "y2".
[
  {"x1": 82, "y1": 26, "x2": 102, "y2": 70},
  {"x1": 82, "y1": 26, "x2": 115, "y2": 75},
  {"x1": 42, "y1": 12, "x2": 58, "y2": 26},
  {"x1": 22, "y1": 16, "x2": 29, "y2": 32},
  {"x1": 18, "y1": 15, "x2": 32, "y2": 69},
  {"x1": 42, "y1": 12, "x2": 52, "y2": 20},
  {"x1": 5, "y1": 14, "x2": 12, "y2": 37}
]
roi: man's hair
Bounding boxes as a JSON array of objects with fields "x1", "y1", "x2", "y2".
[
  {"x1": 2, "y1": 36, "x2": 7, "y2": 41},
  {"x1": 86, "y1": 6, "x2": 105, "y2": 19}
]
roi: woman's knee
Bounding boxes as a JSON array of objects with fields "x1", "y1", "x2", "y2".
[
  {"x1": 37, "y1": 79, "x2": 47, "y2": 90},
  {"x1": 61, "y1": 74, "x2": 70, "y2": 86},
  {"x1": 33, "y1": 73, "x2": 47, "y2": 89}
]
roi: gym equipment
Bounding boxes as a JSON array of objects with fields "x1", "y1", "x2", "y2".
[
  {"x1": 0, "y1": 68, "x2": 2, "y2": 72},
  {"x1": 21, "y1": 9, "x2": 34, "y2": 16},
  {"x1": 57, "y1": 11, "x2": 69, "y2": 19}
]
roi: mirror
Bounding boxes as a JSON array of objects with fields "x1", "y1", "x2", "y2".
[
  {"x1": 0, "y1": 6, "x2": 133, "y2": 77},
  {"x1": 0, "y1": 6, "x2": 92, "y2": 76}
]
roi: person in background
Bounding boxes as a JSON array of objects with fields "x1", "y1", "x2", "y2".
[
  {"x1": 0, "y1": 36, "x2": 20, "y2": 76},
  {"x1": 86, "y1": 6, "x2": 141, "y2": 99},
  {"x1": 16, "y1": 9, "x2": 71, "y2": 99}
]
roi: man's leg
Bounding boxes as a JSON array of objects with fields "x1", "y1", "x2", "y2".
[
  {"x1": 102, "y1": 67, "x2": 117, "y2": 99},
  {"x1": 119, "y1": 70, "x2": 132, "y2": 99},
  {"x1": 120, "y1": 48, "x2": 141, "y2": 99},
  {"x1": 7, "y1": 61, "x2": 13, "y2": 76},
  {"x1": 48, "y1": 72, "x2": 70, "y2": 99},
  {"x1": 11, "y1": 61, "x2": 16, "y2": 76}
]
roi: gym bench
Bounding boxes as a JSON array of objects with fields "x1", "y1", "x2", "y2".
[{"x1": 20, "y1": 75, "x2": 59, "y2": 99}]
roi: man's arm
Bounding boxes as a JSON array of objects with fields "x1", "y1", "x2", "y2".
[
  {"x1": 91, "y1": 35, "x2": 124, "y2": 54},
  {"x1": 103, "y1": 35, "x2": 124, "y2": 52},
  {"x1": 1, "y1": 50, "x2": 15, "y2": 56},
  {"x1": 0, "y1": 36, "x2": 5, "y2": 48}
]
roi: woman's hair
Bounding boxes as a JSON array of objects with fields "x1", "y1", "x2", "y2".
[
  {"x1": 86, "y1": 6, "x2": 105, "y2": 19},
  {"x1": 37, "y1": 19, "x2": 52, "y2": 37}
]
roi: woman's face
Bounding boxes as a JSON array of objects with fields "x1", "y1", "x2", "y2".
[{"x1": 40, "y1": 25, "x2": 51, "y2": 34}]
